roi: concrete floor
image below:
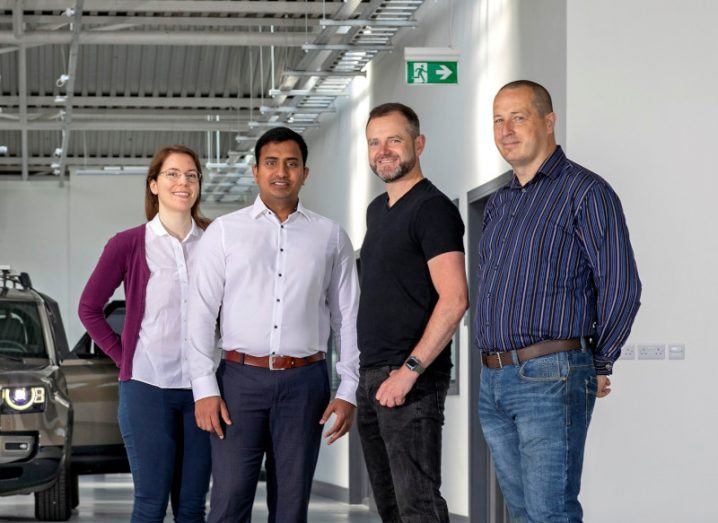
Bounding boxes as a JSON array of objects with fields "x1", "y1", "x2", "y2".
[{"x1": 0, "y1": 474, "x2": 381, "y2": 522}]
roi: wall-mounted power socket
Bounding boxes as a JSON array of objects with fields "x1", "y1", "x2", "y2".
[
  {"x1": 637, "y1": 344, "x2": 665, "y2": 360},
  {"x1": 619, "y1": 344, "x2": 636, "y2": 360},
  {"x1": 667, "y1": 344, "x2": 685, "y2": 360}
]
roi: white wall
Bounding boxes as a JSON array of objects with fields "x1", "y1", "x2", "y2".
[
  {"x1": 568, "y1": 1, "x2": 718, "y2": 521},
  {"x1": 304, "y1": 0, "x2": 567, "y2": 516},
  {"x1": 0, "y1": 171, "x2": 237, "y2": 345},
  {"x1": 0, "y1": 180, "x2": 71, "y2": 326},
  {"x1": 309, "y1": 0, "x2": 717, "y2": 521}
]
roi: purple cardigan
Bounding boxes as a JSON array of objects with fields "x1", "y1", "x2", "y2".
[{"x1": 78, "y1": 224, "x2": 149, "y2": 381}]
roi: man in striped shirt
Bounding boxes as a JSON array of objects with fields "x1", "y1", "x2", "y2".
[{"x1": 476, "y1": 80, "x2": 641, "y2": 522}]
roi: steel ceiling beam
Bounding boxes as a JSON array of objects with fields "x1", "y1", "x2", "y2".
[
  {"x1": 56, "y1": 0, "x2": 83, "y2": 185},
  {"x1": 15, "y1": 15, "x2": 323, "y2": 29},
  {"x1": 0, "y1": 108, "x2": 253, "y2": 119},
  {"x1": 0, "y1": 156, "x2": 153, "y2": 166},
  {"x1": 0, "y1": 96, "x2": 260, "y2": 109},
  {"x1": 283, "y1": 70, "x2": 366, "y2": 78},
  {"x1": 0, "y1": 30, "x2": 311, "y2": 47},
  {"x1": 13, "y1": 1, "x2": 28, "y2": 181},
  {"x1": 301, "y1": 43, "x2": 393, "y2": 51},
  {"x1": 319, "y1": 19, "x2": 417, "y2": 27},
  {"x1": 3, "y1": 120, "x2": 253, "y2": 131},
  {"x1": 0, "y1": 1, "x2": 339, "y2": 15}
]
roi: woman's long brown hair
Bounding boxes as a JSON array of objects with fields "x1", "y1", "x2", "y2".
[{"x1": 145, "y1": 145, "x2": 211, "y2": 230}]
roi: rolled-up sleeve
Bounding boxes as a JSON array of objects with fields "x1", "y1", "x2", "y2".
[{"x1": 187, "y1": 220, "x2": 226, "y2": 400}]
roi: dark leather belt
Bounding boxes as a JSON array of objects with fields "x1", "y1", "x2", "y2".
[
  {"x1": 481, "y1": 338, "x2": 583, "y2": 369},
  {"x1": 224, "y1": 350, "x2": 325, "y2": 371}
]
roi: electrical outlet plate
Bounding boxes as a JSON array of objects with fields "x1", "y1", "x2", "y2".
[
  {"x1": 637, "y1": 344, "x2": 665, "y2": 360},
  {"x1": 667, "y1": 344, "x2": 685, "y2": 360},
  {"x1": 620, "y1": 344, "x2": 636, "y2": 360}
]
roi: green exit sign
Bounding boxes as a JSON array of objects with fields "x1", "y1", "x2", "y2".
[{"x1": 406, "y1": 61, "x2": 458, "y2": 84}]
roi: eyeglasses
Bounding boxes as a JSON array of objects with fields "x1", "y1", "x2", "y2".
[{"x1": 158, "y1": 169, "x2": 202, "y2": 183}]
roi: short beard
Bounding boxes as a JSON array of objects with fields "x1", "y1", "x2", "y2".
[{"x1": 370, "y1": 157, "x2": 416, "y2": 183}]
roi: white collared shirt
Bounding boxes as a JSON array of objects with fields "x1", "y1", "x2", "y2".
[
  {"x1": 187, "y1": 196, "x2": 360, "y2": 404},
  {"x1": 132, "y1": 214, "x2": 202, "y2": 389}
]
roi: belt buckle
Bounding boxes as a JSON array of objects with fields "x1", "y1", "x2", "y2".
[
  {"x1": 269, "y1": 354, "x2": 288, "y2": 371},
  {"x1": 494, "y1": 352, "x2": 504, "y2": 369}
]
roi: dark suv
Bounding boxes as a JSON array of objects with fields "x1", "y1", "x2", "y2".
[{"x1": 0, "y1": 269, "x2": 128, "y2": 520}]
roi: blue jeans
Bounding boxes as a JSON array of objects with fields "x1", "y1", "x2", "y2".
[
  {"x1": 479, "y1": 348, "x2": 597, "y2": 523},
  {"x1": 118, "y1": 380, "x2": 211, "y2": 523}
]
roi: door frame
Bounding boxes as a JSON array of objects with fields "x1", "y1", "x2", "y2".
[{"x1": 468, "y1": 173, "x2": 511, "y2": 523}]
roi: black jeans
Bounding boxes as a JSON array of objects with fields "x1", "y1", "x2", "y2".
[{"x1": 357, "y1": 367, "x2": 450, "y2": 523}]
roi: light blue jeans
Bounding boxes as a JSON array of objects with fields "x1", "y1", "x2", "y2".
[{"x1": 479, "y1": 347, "x2": 598, "y2": 523}]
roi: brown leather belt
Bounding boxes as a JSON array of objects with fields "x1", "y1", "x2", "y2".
[
  {"x1": 481, "y1": 338, "x2": 583, "y2": 369},
  {"x1": 224, "y1": 350, "x2": 325, "y2": 371}
]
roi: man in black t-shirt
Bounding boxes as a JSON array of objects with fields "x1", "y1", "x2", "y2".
[{"x1": 357, "y1": 103, "x2": 468, "y2": 522}]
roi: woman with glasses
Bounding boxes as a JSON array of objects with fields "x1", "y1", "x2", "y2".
[{"x1": 79, "y1": 145, "x2": 212, "y2": 522}]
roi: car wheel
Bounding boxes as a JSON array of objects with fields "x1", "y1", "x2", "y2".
[
  {"x1": 34, "y1": 457, "x2": 72, "y2": 521},
  {"x1": 70, "y1": 471, "x2": 79, "y2": 509}
]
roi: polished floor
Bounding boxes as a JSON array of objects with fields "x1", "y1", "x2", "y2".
[{"x1": 0, "y1": 474, "x2": 380, "y2": 522}]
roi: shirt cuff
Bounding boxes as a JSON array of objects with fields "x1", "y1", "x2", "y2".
[
  {"x1": 593, "y1": 358, "x2": 614, "y2": 376},
  {"x1": 191, "y1": 374, "x2": 220, "y2": 401},
  {"x1": 335, "y1": 380, "x2": 357, "y2": 406}
]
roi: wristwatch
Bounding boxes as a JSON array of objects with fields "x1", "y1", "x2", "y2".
[{"x1": 404, "y1": 355, "x2": 425, "y2": 375}]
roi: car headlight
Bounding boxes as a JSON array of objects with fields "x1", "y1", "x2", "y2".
[{"x1": 1, "y1": 386, "x2": 46, "y2": 413}]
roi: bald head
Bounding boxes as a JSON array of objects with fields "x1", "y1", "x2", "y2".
[{"x1": 497, "y1": 80, "x2": 553, "y2": 117}]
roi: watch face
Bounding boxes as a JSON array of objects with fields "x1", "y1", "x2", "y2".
[{"x1": 406, "y1": 356, "x2": 423, "y2": 373}]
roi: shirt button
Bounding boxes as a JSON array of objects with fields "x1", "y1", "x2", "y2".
[
  {"x1": 493, "y1": 265, "x2": 499, "y2": 270},
  {"x1": 273, "y1": 325, "x2": 278, "y2": 329},
  {"x1": 276, "y1": 298, "x2": 280, "y2": 302},
  {"x1": 278, "y1": 273, "x2": 282, "y2": 277},
  {"x1": 281, "y1": 225, "x2": 284, "y2": 229},
  {"x1": 280, "y1": 248, "x2": 284, "y2": 252},
  {"x1": 521, "y1": 188, "x2": 527, "y2": 193}
]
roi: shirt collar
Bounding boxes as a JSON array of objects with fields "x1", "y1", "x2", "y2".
[
  {"x1": 509, "y1": 145, "x2": 566, "y2": 189},
  {"x1": 539, "y1": 145, "x2": 566, "y2": 179},
  {"x1": 148, "y1": 214, "x2": 199, "y2": 242},
  {"x1": 250, "y1": 195, "x2": 310, "y2": 221}
]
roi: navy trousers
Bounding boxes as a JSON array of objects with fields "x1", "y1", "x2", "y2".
[
  {"x1": 118, "y1": 379, "x2": 212, "y2": 523},
  {"x1": 208, "y1": 359, "x2": 330, "y2": 523}
]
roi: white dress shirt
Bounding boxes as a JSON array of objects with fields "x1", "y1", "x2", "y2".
[
  {"x1": 187, "y1": 196, "x2": 360, "y2": 404},
  {"x1": 132, "y1": 215, "x2": 202, "y2": 389}
]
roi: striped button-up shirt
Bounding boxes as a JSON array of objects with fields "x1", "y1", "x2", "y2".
[{"x1": 475, "y1": 146, "x2": 641, "y2": 374}]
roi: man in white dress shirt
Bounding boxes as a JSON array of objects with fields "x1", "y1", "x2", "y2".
[{"x1": 186, "y1": 127, "x2": 360, "y2": 523}]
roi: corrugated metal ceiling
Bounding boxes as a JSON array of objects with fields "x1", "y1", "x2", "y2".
[{"x1": 0, "y1": 0, "x2": 424, "y2": 204}]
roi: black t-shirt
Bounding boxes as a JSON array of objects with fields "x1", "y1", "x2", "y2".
[{"x1": 357, "y1": 178, "x2": 465, "y2": 373}]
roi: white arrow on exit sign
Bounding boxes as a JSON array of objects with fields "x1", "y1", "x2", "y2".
[{"x1": 437, "y1": 64, "x2": 453, "y2": 81}]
